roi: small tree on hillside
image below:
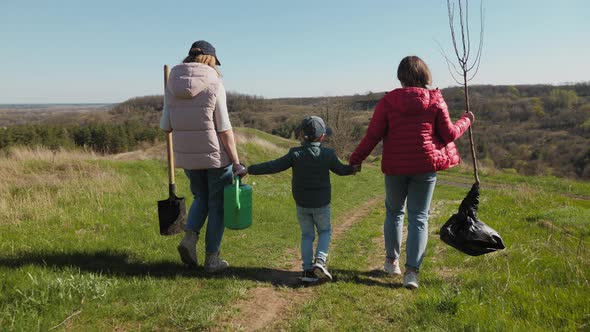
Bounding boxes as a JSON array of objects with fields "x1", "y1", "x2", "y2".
[{"x1": 321, "y1": 99, "x2": 363, "y2": 158}]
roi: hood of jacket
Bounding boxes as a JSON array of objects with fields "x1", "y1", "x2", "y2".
[
  {"x1": 383, "y1": 87, "x2": 442, "y2": 113},
  {"x1": 300, "y1": 141, "x2": 322, "y2": 157},
  {"x1": 167, "y1": 62, "x2": 219, "y2": 99}
]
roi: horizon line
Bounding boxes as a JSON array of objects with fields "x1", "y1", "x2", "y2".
[{"x1": 2, "y1": 81, "x2": 588, "y2": 105}]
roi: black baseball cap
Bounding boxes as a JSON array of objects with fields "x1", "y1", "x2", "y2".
[
  {"x1": 188, "y1": 40, "x2": 221, "y2": 65},
  {"x1": 301, "y1": 116, "x2": 332, "y2": 140}
]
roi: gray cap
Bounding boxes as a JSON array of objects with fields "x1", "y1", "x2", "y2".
[{"x1": 301, "y1": 116, "x2": 332, "y2": 140}]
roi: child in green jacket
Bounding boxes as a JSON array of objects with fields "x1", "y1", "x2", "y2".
[{"x1": 248, "y1": 116, "x2": 356, "y2": 282}]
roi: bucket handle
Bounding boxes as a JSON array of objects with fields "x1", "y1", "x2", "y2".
[{"x1": 234, "y1": 176, "x2": 241, "y2": 210}]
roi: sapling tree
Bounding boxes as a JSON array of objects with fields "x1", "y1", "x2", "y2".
[
  {"x1": 438, "y1": 1, "x2": 507, "y2": 258},
  {"x1": 441, "y1": 0, "x2": 484, "y2": 184}
]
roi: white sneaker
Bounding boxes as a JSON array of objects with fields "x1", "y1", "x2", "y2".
[
  {"x1": 403, "y1": 270, "x2": 419, "y2": 289},
  {"x1": 312, "y1": 259, "x2": 333, "y2": 281},
  {"x1": 384, "y1": 258, "x2": 401, "y2": 275},
  {"x1": 177, "y1": 231, "x2": 198, "y2": 266},
  {"x1": 204, "y1": 252, "x2": 229, "y2": 273}
]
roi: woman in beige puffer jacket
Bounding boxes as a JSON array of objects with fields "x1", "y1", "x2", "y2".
[{"x1": 160, "y1": 40, "x2": 246, "y2": 272}]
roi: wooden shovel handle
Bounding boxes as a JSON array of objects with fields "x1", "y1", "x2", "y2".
[{"x1": 164, "y1": 65, "x2": 176, "y2": 189}]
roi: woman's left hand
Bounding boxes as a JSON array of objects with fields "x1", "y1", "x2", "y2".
[{"x1": 463, "y1": 111, "x2": 475, "y2": 124}]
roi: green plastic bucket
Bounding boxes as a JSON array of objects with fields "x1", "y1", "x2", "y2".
[{"x1": 223, "y1": 176, "x2": 252, "y2": 230}]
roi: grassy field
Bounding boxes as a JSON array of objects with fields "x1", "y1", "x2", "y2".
[{"x1": 0, "y1": 128, "x2": 589, "y2": 331}]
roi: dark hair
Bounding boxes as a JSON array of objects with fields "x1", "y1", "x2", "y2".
[{"x1": 397, "y1": 56, "x2": 432, "y2": 88}]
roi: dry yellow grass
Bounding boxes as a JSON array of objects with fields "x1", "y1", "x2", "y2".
[
  {"x1": 110, "y1": 142, "x2": 166, "y2": 161},
  {"x1": 2, "y1": 146, "x2": 100, "y2": 162},
  {"x1": 110, "y1": 129, "x2": 283, "y2": 161},
  {"x1": 235, "y1": 134, "x2": 283, "y2": 153},
  {"x1": 0, "y1": 131, "x2": 284, "y2": 225},
  {"x1": 0, "y1": 147, "x2": 124, "y2": 225}
]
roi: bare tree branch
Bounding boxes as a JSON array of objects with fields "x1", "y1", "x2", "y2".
[
  {"x1": 458, "y1": 0, "x2": 467, "y2": 60},
  {"x1": 447, "y1": 0, "x2": 461, "y2": 63},
  {"x1": 436, "y1": 40, "x2": 464, "y2": 84},
  {"x1": 467, "y1": 2, "x2": 485, "y2": 75},
  {"x1": 465, "y1": 0, "x2": 471, "y2": 60}
]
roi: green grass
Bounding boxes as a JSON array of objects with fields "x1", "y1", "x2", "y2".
[
  {"x1": 440, "y1": 165, "x2": 590, "y2": 198},
  {"x1": 0, "y1": 129, "x2": 588, "y2": 331},
  {"x1": 276, "y1": 183, "x2": 590, "y2": 331}
]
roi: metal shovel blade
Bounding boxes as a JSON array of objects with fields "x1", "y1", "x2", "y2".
[{"x1": 157, "y1": 194, "x2": 186, "y2": 236}]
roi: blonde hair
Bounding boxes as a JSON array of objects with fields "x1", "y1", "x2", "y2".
[
  {"x1": 397, "y1": 55, "x2": 432, "y2": 88},
  {"x1": 183, "y1": 49, "x2": 221, "y2": 76}
]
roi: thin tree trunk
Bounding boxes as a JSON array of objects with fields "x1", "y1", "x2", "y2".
[{"x1": 463, "y1": 73, "x2": 479, "y2": 184}]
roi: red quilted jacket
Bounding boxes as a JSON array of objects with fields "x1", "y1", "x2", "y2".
[{"x1": 349, "y1": 87, "x2": 472, "y2": 175}]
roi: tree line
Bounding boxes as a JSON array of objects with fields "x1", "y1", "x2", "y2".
[
  {"x1": 0, "y1": 121, "x2": 161, "y2": 154},
  {"x1": 2, "y1": 83, "x2": 589, "y2": 179},
  {"x1": 442, "y1": 84, "x2": 590, "y2": 178}
]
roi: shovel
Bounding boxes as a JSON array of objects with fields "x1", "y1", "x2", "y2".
[{"x1": 157, "y1": 64, "x2": 186, "y2": 235}]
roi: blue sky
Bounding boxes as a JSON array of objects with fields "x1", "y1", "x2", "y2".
[{"x1": 1, "y1": 0, "x2": 588, "y2": 103}]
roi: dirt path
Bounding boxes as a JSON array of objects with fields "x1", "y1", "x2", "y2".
[
  {"x1": 222, "y1": 195, "x2": 384, "y2": 331},
  {"x1": 222, "y1": 196, "x2": 464, "y2": 331}
]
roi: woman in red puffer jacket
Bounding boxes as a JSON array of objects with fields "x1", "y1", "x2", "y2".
[{"x1": 349, "y1": 56, "x2": 474, "y2": 289}]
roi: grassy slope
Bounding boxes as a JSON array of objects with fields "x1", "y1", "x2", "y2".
[
  {"x1": 279, "y1": 184, "x2": 590, "y2": 331},
  {"x1": 0, "y1": 129, "x2": 589, "y2": 331},
  {"x1": 0, "y1": 129, "x2": 383, "y2": 331}
]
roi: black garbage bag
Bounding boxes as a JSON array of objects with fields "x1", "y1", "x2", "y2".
[{"x1": 440, "y1": 183, "x2": 506, "y2": 256}]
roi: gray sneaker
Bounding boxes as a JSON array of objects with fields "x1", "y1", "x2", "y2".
[
  {"x1": 403, "y1": 270, "x2": 419, "y2": 289},
  {"x1": 312, "y1": 259, "x2": 333, "y2": 281},
  {"x1": 204, "y1": 252, "x2": 229, "y2": 273},
  {"x1": 177, "y1": 231, "x2": 198, "y2": 266}
]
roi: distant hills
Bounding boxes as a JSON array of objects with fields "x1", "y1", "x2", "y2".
[{"x1": 1, "y1": 83, "x2": 588, "y2": 179}]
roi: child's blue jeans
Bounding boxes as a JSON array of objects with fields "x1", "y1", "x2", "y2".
[
  {"x1": 384, "y1": 172, "x2": 437, "y2": 271},
  {"x1": 296, "y1": 204, "x2": 331, "y2": 271}
]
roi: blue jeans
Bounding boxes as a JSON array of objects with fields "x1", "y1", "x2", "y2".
[
  {"x1": 184, "y1": 165, "x2": 233, "y2": 253},
  {"x1": 384, "y1": 172, "x2": 437, "y2": 271},
  {"x1": 296, "y1": 204, "x2": 331, "y2": 271}
]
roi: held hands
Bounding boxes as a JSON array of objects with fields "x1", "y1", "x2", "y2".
[{"x1": 233, "y1": 163, "x2": 247, "y2": 178}]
